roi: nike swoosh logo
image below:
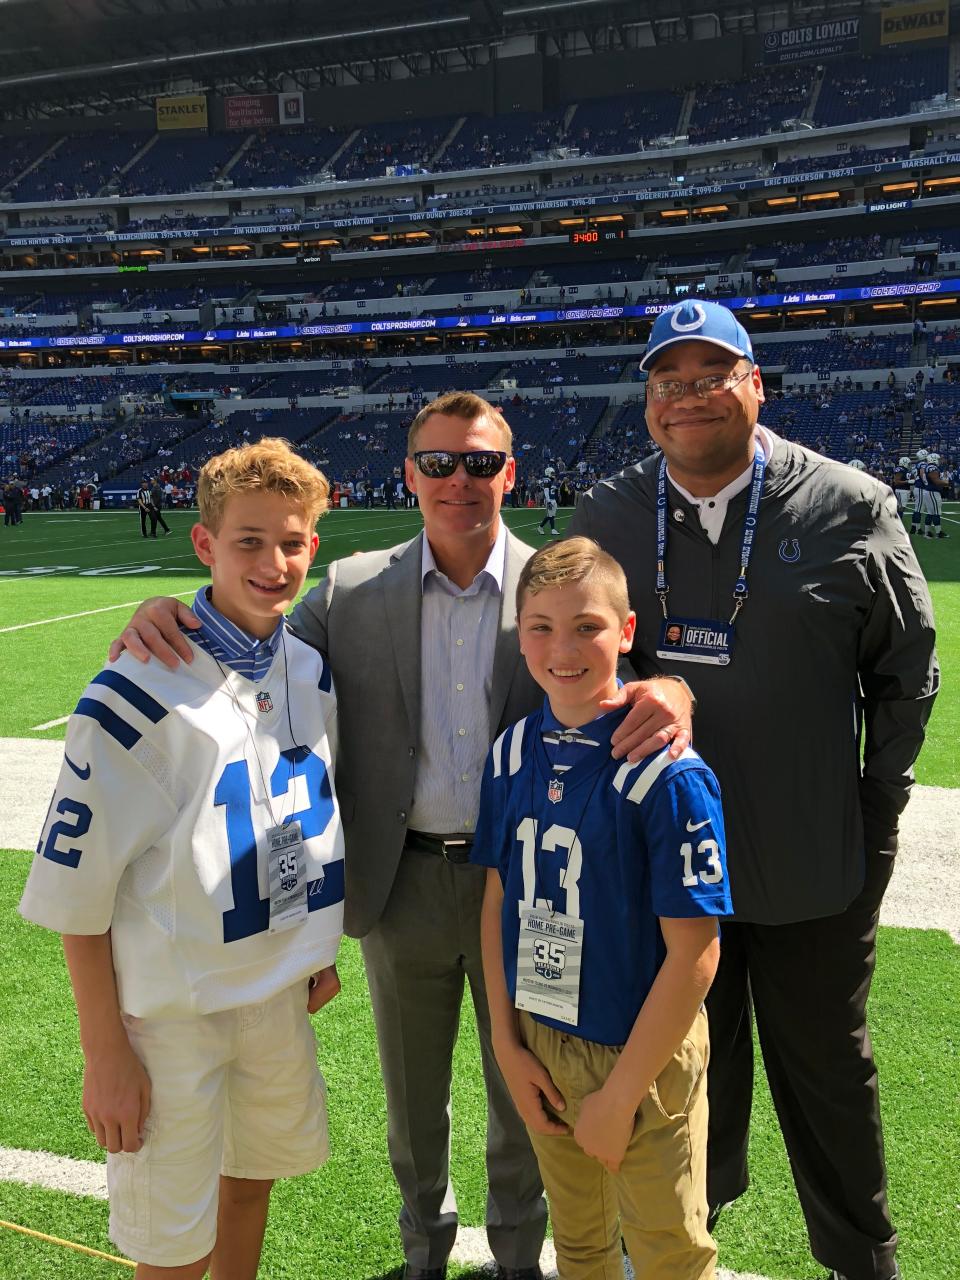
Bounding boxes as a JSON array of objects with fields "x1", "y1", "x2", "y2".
[
  {"x1": 686, "y1": 818, "x2": 711, "y2": 833},
  {"x1": 65, "y1": 754, "x2": 91, "y2": 781}
]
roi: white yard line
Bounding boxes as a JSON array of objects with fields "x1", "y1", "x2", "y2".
[
  {"x1": 0, "y1": 1151, "x2": 763, "y2": 1280},
  {"x1": 29, "y1": 715, "x2": 69, "y2": 732},
  {"x1": 0, "y1": 592, "x2": 195, "y2": 634}
]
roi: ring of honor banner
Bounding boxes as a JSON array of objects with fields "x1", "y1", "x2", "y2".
[
  {"x1": 224, "y1": 92, "x2": 305, "y2": 130},
  {"x1": 880, "y1": 3, "x2": 949, "y2": 44},
  {"x1": 155, "y1": 94, "x2": 208, "y2": 131},
  {"x1": 762, "y1": 18, "x2": 860, "y2": 64}
]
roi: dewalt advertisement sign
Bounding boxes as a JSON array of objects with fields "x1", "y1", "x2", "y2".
[
  {"x1": 880, "y1": 3, "x2": 949, "y2": 45},
  {"x1": 155, "y1": 94, "x2": 208, "y2": 130}
]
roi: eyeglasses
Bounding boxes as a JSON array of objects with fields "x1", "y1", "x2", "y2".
[
  {"x1": 413, "y1": 450, "x2": 508, "y2": 479},
  {"x1": 647, "y1": 367, "x2": 754, "y2": 403}
]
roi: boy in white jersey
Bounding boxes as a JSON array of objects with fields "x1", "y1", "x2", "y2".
[
  {"x1": 20, "y1": 438, "x2": 344, "y2": 1279},
  {"x1": 474, "y1": 538, "x2": 730, "y2": 1280}
]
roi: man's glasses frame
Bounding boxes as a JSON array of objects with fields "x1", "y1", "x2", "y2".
[
  {"x1": 647, "y1": 367, "x2": 754, "y2": 403},
  {"x1": 412, "y1": 450, "x2": 509, "y2": 479}
]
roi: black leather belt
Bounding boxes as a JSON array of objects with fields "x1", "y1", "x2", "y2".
[{"x1": 405, "y1": 830, "x2": 474, "y2": 864}]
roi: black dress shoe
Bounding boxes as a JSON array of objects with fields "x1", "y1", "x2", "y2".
[
  {"x1": 402, "y1": 1266, "x2": 446, "y2": 1280},
  {"x1": 496, "y1": 1267, "x2": 544, "y2": 1280},
  {"x1": 829, "y1": 1268, "x2": 901, "y2": 1280}
]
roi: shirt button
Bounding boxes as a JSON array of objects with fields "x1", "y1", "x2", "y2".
[
  {"x1": 708, "y1": 500, "x2": 716, "y2": 508},
  {"x1": 463, "y1": 820, "x2": 471, "y2": 829},
  {"x1": 456, "y1": 683, "x2": 464, "y2": 692},
  {"x1": 461, "y1": 773, "x2": 469, "y2": 782},
  {"x1": 397, "y1": 810, "x2": 407, "y2": 822},
  {"x1": 408, "y1": 746, "x2": 416, "y2": 757},
  {"x1": 458, "y1": 728, "x2": 466, "y2": 737},
  {"x1": 456, "y1": 638, "x2": 464, "y2": 647}
]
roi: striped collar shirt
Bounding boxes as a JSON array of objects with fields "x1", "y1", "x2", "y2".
[
  {"x1": 409, "y1": 522, "x2": 507, "y2": 835},
  {"x1": 541, "y1": 684, "x2": 622, "y2": 773},
  {"x1": 188, "y1": 586, "x2": 284, "y2": 682}
]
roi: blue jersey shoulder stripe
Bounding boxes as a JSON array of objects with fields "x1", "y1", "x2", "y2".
[
  {"x1": 74, "y1": 697, "x2": 142, "y2": 750},
  {"x1": 91, "y1": 670, "x2": 168, "y2": 724}
]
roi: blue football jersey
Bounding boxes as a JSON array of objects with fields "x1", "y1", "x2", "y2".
[{"x1": 472, "y1": 701, "x2": 731, "y2": 1045}]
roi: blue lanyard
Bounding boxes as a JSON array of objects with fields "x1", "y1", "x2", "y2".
[{"x1": 656, "y1": 441, "x2": 766, "y2": 626}]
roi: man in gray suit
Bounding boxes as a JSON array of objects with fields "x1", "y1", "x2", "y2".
[{"x1": 111, "y1": 395, "x2": 693, "y2": 1280}]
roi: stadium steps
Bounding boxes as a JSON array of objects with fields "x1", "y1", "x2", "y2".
[
  {"x1": 326, "y1": 128, "x2": 360, "y2": 173},
  {"x1": 676, "y1": 89, "x2": 696, "y2": 139},
  {"x1": 98, "y1": 133, "x2": 159, "y2": 195},
  {"x1": 221, "y1": 132, "x2": 256, "y2": 178},
  {"x1": 364, "y1": 369, "x2": 396, "y2": 393},
  {"x1": 801, "y1": 66, "x2": 825, "y2": 123},
  {"x1": 432, "y1": 117, "x2": 466, "y2": 166},
  {"x1": 562, "y1": 103, "x2": 578, "y2": 134},
  {"x1": 913, "y1": 334, "x2": 928, "y2": 365},
  {"x1": 619, "y1": 360, "x2": 643, "y2": 384},
  {"x1": 5, "y1": 135, "x2": 64, "y2": 196},
  {"x1": 585, "y1": 400, "x2": 626, "y2": 452}
]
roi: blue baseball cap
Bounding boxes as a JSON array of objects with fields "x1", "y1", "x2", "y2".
[{"x1": 640, "y1": 300, "x2": 754, "y2": 372}]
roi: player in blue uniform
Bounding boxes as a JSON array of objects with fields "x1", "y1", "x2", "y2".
[
  {"x1": 20, "y1": 439, "x2": 344, "y2": 1280},
  {"x1": 474, "y1": 537, "x2": 730, "y2": 1280}
]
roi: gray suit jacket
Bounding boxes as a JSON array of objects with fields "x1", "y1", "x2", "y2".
[{"x1": 289, "y1": 528, "x2": 542, "y2": 938}]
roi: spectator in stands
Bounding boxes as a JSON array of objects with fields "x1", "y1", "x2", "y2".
[{"x1": 569, "y1": 300, "x2": 937, "y2": 1280}]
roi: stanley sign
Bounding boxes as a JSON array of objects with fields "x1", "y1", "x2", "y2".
[{"x1": 155, "y1": 94, "x2": 209, "y2": 130}]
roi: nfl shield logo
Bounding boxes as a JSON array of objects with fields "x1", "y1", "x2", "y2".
[
  {"x1": 256, "y1": 690, "x2": 273, "y2": 713},
  {"x1": 547, "y1": 777, "x2": 564, "y2": 804}
]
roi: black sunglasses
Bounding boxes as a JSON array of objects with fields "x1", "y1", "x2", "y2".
[{"x1": 413, "y1": 450, "x2": 508, "y2": 479}]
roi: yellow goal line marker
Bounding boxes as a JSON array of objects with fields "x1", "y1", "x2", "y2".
[{"x1": 0, "y1": 1218, "x2": 135, "y2": 1268}]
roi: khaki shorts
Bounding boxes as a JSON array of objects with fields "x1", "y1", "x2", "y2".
[
  {"x1": 108, "y1": 981, "x2": 328, "y2": 1267},
  {"x1": 519, "y1": 1007, "x2": 715, "y2": 1280}
]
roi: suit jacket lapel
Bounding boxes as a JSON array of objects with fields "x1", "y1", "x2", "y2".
[
  {"x1": 489, "y1": 528, "x2": 530, "y2": 737},
  {"x1": 380, "y1": 534, "x2": 423, "y2": 741}
]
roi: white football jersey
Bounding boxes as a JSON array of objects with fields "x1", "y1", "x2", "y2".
[{"x1": 21, "y1": 637, "x2": 344, "y2": 1018}]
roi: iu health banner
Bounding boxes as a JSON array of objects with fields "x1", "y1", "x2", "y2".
[
  {"x1": 223, "y1": 93, "x2": 305, "y2": 130},
  {"x1": 762, "y1": 18, "x2": 860, "y2": 64}
]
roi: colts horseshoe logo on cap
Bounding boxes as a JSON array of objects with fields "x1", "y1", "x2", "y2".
[{"x1": 671, "y1": 303, "x2": 707, "y2": 332}]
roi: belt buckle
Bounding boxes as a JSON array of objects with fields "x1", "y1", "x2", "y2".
[{"x1": 440, "y1": 839, "x2": 468, "y2": 862}]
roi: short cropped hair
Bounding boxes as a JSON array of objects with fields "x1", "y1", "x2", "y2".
[
  {"x1": 407, "y1": 391, "x2": 513, "y2": 455},
  {"x1": 516, "y1": 536, "x2": 630, "y2": 622},
  {"x1": 197, "y1": 437, "x2": 330, "y2": 533}
]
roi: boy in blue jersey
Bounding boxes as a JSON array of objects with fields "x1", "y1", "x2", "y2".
[
  {"x1": 474, "y1": 537, "x2": 731, "y2": 1280},
  {"x1": 20, "y1": 439, "x2": 344, "y2": 1280}
]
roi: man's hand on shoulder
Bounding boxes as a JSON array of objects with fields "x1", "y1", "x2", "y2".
[
  {"x1": 603, "y1": 676, "x2": 694, "y2": 761},
  {"x1": 108, "y1": 596, "x2": 201, "y2": 670}
]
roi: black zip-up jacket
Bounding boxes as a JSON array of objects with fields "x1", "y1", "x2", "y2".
[{"x1": 570, "y1": 431, "x2": 939, "y2": 924}]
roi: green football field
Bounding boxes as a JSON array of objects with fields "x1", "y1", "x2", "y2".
[{"x1": 0, "y1": 505, "x2": 957, "y2": 1279}]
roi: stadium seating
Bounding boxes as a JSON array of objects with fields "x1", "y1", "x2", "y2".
[
  {"x1": 814, "y1": 47, "x2": 949, "y2": 126},
  {"x1": 688, "y1": 67, "x2": 813, "y2": 144}
]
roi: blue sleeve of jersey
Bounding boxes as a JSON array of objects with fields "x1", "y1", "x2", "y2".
[
  {"x1": 640, "y1": 764, "x2": 732, "y2": 918},
  {"x1": 470, "y1": 750, "x2": 507, "y2": 876}
]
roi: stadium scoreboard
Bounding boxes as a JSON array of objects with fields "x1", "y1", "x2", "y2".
[{"x1": 567, "y1": 228, "x2": 627, "y2": 246}]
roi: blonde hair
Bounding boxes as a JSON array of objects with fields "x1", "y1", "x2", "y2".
[
  {"x1": 517, "y1": 536, "x2": 630, "y2": 622},
  {"x1": 407, "y1": 391, "x2": 513, "y2": 455},
  {"x1": 197, "y1": 437, "x2": 330, "y2": 533}
]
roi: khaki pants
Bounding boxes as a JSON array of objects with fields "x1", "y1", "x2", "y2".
[{"x1": 519, "y1": 1008, "x2": 716, "y2": 1280}]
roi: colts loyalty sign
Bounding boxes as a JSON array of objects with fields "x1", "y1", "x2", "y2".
[{"x1": 657, "y1": 617, "x2": 733, "y2": 665}]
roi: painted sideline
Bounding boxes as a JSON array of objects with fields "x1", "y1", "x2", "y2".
[{"x1": 0, "y1": 1146, "x2": 763, "y2": 1279}]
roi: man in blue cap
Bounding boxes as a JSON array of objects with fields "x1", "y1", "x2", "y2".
[{"x1": 570, "y1": 299, "x2": 938, "y2": 1280}]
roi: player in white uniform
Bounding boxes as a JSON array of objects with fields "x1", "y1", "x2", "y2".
[
  {"x1": 537, "y1": 466, "x2": 560, "y2": 536},
  {"x1": 20, "y1": 439, "x2": 343, "y2": 1280},
  {"x1": 910, "y1": 451, "x2": 949, "y2": 539},
  {"x1": 893, "y1": 457, "x2": 913, "y2": 520}
]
